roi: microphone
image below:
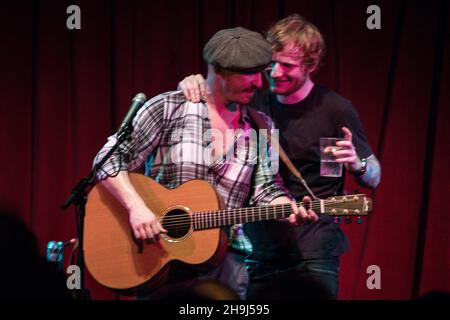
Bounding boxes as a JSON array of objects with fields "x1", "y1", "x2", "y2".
[{"x1": 117, "y1": 93, "x2": 147, "y2": 133}]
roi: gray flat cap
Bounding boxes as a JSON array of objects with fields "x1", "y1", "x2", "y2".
[{"x1": 203, "y1": 27, "x2": 272, "y2": 74}]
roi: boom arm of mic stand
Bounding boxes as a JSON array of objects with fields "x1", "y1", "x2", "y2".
[{"x1": 61, "y1": 127, "x2": 133, "y2": 210}]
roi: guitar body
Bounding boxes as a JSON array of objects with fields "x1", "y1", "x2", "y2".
[{"x1": 84, "y1": 173, "x2": 227, "y2": 295}]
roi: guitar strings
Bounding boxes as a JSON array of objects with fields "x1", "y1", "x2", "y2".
[
  {"x1": 157, "y1": 198, "x2": 361, "y2": 225},
  {"x1": 156, "y1": 198, "x2": 365, "y2": 228},
  {"x1": 157, "y1": 200, "x2": 326, "y2": 226}
]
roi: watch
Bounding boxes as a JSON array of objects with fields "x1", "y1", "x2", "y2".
[{"x1": 353, "y1": 158, "x2": 367, "y2": 176}]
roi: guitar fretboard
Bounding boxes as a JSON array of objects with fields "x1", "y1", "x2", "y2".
[{"x1": 192, "y1": 201, "x2": 314, "y2": 230}]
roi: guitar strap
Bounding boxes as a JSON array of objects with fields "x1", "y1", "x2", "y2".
[{"x1": 247, "y1": 106, "x2": 319, "y2": 200}]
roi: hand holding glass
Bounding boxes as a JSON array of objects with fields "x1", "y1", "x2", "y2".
[{"x1": 320, "y1": 137, "x2": 344, "y2": 177}]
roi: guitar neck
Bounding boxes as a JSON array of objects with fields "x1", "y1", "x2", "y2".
[
  {"x1": 191, "y1": 194, "x2": 370, "y2": 230},
  {"x1": 192, "y1": 200, "x2": 317, "y2": 230}
]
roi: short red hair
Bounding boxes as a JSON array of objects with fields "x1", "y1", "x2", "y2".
[{"x1": 267, "y1": 14, "x2": 326, "y2": 72}]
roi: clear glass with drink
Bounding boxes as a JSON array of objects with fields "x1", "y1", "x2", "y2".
[{"x1": 320, "y1": 137, "x2": 344, "y2": 177}]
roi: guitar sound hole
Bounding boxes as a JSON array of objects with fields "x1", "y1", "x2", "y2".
[{"x1": 162, "y1": 209, "x2": 191, "y2": 239}]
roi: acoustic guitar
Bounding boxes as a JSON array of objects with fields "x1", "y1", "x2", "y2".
[{"x1": 84, "y1": 173, "x2": 372, "y2": 295}]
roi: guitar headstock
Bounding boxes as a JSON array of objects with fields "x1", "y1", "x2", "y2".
[{"x1": 322, "y1": 194, "x2": 372, "y2": 216}]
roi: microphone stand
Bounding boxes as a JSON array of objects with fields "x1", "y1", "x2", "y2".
[{"x1": 61, "y1": 126, "x2": 133, "y2": 300}]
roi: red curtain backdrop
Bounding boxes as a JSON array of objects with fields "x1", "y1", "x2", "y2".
[{"x1": 0, "y1": 0, "x2": 448, "y2": 300}]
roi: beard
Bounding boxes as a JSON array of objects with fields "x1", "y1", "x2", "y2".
[{"x1": 227, "y1": 87, "x2": 257, "y2": 105}]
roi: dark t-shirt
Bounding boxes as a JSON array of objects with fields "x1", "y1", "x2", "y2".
[{"x1": 244, "y1": 84, "x2": 373, "y2": 261}]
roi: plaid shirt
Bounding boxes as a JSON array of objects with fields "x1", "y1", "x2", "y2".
[{"x1": 94, "y1": 90, "x2": 286, "y2": 210}]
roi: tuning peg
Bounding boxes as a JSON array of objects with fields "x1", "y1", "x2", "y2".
[
  {"x1": 334, "y1": 217, "x2": 342, "y2": 224},
  {"x1": 345, "y1": 217, "x2": 352, "y2": 224},
  {"x1": 357, "y1": 216, "x2": 363, "y2": 224}
]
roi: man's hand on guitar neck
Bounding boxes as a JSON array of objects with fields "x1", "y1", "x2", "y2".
[{"x1": 269, "y1": 196, "x2": 318, "y2": 226}]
